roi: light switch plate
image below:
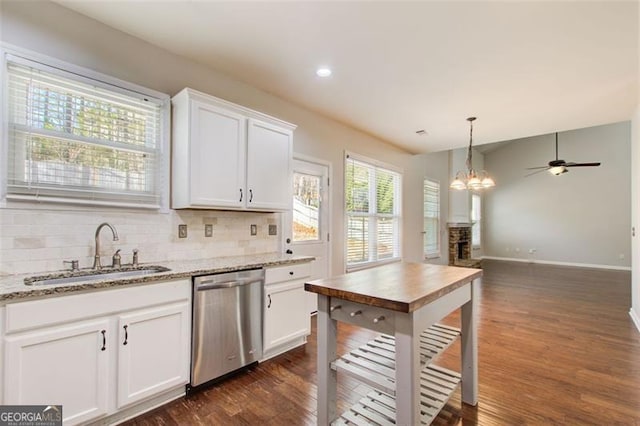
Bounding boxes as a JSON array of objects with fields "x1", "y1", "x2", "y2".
[
  {"x1": 178, "y1": 224, "x2": 187, "y2": 238},
  {"x1": 268, "y1": 224, "x2": 277, "y2": 236},
  {"x1": 250, "y1": 224, "x2": 257, "y2": 236},
  {"x1": 205, "y1": 224, "x2": 213, "y2": 237}
]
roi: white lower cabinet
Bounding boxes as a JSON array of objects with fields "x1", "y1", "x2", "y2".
[
  {"x1": 5, "y1": 319, "x2": 111, "y2": 425},
  {"x1": 263, "y1": 263, "x2": 311, "y2": 359},
  {"x1": 2, "y1": 279, "x2": 191, "y2": 425},
  {"x1": 117, "y1": 302, "x2": 190, "y2": 408}
]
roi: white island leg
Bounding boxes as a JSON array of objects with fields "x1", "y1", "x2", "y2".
[
  {"x1": 317, "y1": 294, "x2": 337, "y2": 425},
  {"x1": 394, "y1": 313, "x2": 420, "y2": 425},
  {"x1": 461, "y1": 278, "x2": 479, "y2": 405}
]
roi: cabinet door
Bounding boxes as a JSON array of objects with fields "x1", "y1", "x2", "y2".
[
  {"x1": 189, "y1": 99, "x2": 246, "y2": 208},
  {"x1": 264, "y1": 280, "x2": 310, "y2": 352},
  {"x1": 116, "y1": 302, "x2": 190, "y2": 408},
  {"x1": 4, "y1": 319, "x2": 111, "y2": 425},
  {"x1": 246, "y1": 118, "x2": 292, "y2": 211}
]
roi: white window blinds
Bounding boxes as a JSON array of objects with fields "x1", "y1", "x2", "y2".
[
  {"x1": 345, "y1": 153, "x2": 401, "y2": 270},
  {"x1": 5, "y1": 54, "x2": 166, "y2": 208},
  {"x1": 471, "y1": 194, "x2": 481, "y2": 248},
  {"x1": 423, "y1": 179, "x2": 440, "y2": 258}
]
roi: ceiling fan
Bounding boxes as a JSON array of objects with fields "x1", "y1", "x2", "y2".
[{"x1": 525, "y1": 133, "x2": 601, "y2": 177}]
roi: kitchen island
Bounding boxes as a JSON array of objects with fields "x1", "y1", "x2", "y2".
[{"x1": 305, "y1": 262, "x2": 482, "y2": 425}]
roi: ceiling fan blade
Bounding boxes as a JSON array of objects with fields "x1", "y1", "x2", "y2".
[
  {"x1": 526, "y1": 166, "x2": 548, "y2": 170},
  {"x1": 524, "y1": 167, "x2": 550, "y2": 177},
  {"x1": 565, "y1": 162, "x2": 601, "y2": 167}
]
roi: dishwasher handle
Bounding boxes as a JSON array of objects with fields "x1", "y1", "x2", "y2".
[{"x1": 196, "y1": 278, "x2": 263, "y2": 291}]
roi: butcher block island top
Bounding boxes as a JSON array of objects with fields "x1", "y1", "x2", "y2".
[{"x1": 304, "y1": 262, "x2": 482, "y2": 313}]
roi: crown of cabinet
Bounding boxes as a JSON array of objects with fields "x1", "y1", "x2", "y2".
[{"x1": 171, "y1": 88, "x2": 296, "y2": 211}]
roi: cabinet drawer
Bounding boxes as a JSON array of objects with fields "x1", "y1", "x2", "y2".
[
  {"x1": 265, "y1": 263, "x2": 311, "y2": 284},
  {"x1": 5, "y1": 279, "x2": 191, "y2": 334},
  {"x1": 330, "y1": 299, "x2": 396, "y2": 335}
]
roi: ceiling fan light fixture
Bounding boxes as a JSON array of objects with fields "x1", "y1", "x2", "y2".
[
  {"x1": 449, "y1": 117, "x2": 495, "y2": 191},
  {"x1": 548, "y1": 165, "x2": 567, "y2": 176}
]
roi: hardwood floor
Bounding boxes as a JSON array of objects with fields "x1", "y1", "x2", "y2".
[{"x1": 123, "y1": 260, "x2": 640, "y2": 425}]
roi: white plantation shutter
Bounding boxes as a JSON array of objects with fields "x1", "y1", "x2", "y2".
[
  {"x1": 423, "y1": 179, "x2": 440, "y2": 258},
  {"x1": 345, "y1": 153, "x2": 401, "y2": 270},
  {"x1": 5, "y1": 53, "x2": 167, "y2": 208},
  {"x1": 471, "y1": 194, "x2": 481, "y2": 248}
]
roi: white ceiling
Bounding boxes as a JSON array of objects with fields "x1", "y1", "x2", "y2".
[{"x1": 55, "y1": 1, "x2": 638, "y2": 154}]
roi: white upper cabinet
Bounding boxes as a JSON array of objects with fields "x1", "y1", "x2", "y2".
[
  {"x1": 247, "y1": 119, "x2": 293, "y2": 211},
  {"x1": 172, "y1": 88, "x2": 295, "y2": 211}
]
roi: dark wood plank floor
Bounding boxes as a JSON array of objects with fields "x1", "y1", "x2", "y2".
[{"x1": 124, "y1": 260, "x2": 640, "y2": 425}]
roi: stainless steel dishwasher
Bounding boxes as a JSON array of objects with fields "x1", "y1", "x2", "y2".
[{"x1": 191, "y1": 268, "x2": 264, "y2": 388}]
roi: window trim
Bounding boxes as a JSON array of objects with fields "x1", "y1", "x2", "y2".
[
  {"x1": 344, "y1": 151, "x2": 403, "y2": 272},
  {"x1": 423, "y1": 178, "x2": 441, "y2": 259},
  {"x1": 0, "y1": 44, "x2": 171, "y2": 211}
]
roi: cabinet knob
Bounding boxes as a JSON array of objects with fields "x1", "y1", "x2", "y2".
[
  {"x1": 249, "y1": 189, "x2": 253, "y2": 203},
  {"x1": 267, "y1": 294, "x2": 272, "y2": 308},
  {"x1": 100, "y1": 330, "x2": 106, "y2": 351},
  {"x1": 330, "y1": 305, "x2": 342, "y2": 312},
  {"x1": 350, "y1": 310, "x2": 362, "y2": 317},
  {"x1": 373, "y1": 316, "x2": 385, "y2": 324},
  {"x1": 239, "y1": 188, "x2": 243, "y2": 202},
  {"x1": 123, "y1": 325, "x2": 128, "y2": 346}
]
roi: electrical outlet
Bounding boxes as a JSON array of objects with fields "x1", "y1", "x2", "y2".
[
  {"x1": 268, "y1": 224, "x2": 277, "y2": 236},
  {"x1": 250, "y1": 224, "x2": 257, "y2": 236},
  {"x1": 205, "y1": 224, "x2": 213, "y2": 238},
  {"x1": 178, "y1": 224, "x2": 187, "y2": 238}
]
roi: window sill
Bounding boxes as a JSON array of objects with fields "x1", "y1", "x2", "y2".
[{"x1": 346, "y1": 257, "x2": 401, "y2": 273}]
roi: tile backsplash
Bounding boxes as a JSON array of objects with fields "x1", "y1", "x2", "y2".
[{"x1": 0, "y1": 207, "x2": 281, "y2": 275}]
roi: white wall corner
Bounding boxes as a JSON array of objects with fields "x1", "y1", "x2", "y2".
[{"x1": 630, "y1": 308, "x2": 640, "y2": 333}]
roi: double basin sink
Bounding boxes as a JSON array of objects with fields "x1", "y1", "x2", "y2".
[{"x1": 25, "y1": 266, "x2": 171, "y2": 286}]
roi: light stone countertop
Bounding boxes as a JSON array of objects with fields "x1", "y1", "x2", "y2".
[{"x1": 0, "y1": 253, "x2": 314, "y2": 303}]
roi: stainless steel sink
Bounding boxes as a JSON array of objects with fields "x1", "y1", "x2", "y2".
[{"x1": 25, "y1": 266, "x2": 171, "y2": 286}]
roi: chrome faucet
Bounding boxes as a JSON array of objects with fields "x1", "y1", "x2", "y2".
[{"x1": 93, "y1": 222, "x2": 119, "y2": 270}]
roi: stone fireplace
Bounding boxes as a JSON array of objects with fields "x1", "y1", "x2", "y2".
[{"x1": 448, "y1": 223, "x2": 481, "y2": 268}]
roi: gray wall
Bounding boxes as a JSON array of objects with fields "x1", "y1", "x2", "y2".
[
  {"x1": 0, "y1": 1, "x2": 425, "y2": 275},
  {"x1": 484, "y1": 122, "x2": 631, "y2": 268}
]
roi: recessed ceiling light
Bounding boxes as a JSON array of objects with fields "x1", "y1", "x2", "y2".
[{"x1": 316, "y1": 67, "x2": 332, "y2": 77}]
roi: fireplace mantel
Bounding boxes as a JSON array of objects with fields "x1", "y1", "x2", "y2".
[{"x1": 447, "y1": 222, "x2": 471, "y2": 228}]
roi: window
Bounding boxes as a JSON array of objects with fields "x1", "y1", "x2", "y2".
[
  {"x1": 345, "y1": 153, "x2": 401, "y2": 270},
  {"x1": 423, "y1": 179, "x2": 440, "y2": 258},
  {"x1": 471, "y1": 194, "x2": 481, "y2": 248},
  {"x1": 4, "y1": 52, "x2": 168, "y2": 208},
  {"x1": 293, "y1": 171, "x2": 321, "y2": 241}
]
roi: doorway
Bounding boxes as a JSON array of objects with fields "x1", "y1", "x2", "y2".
[{"x1": 285, "y1": 157, "x2": 330, "y2": 314}]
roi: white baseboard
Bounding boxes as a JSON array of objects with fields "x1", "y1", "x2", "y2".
[
  {"x1": 481, "y1": 256, "x2": 631, "y2": 271},
  {"x1": 630, "y1": 308, "x2": 640, "y2": 333}
]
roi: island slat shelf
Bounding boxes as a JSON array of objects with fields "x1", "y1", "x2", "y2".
[
  {"x1": 331, "y1": 324, "x2": 461, "y2": 396},
  {"x1": 334, "y1": 365, "x2": 461, "y2": 425}
]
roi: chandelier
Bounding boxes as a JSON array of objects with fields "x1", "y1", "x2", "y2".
[{"x1": 450, "y1": 117, "x2": 495, "y2": 191}]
